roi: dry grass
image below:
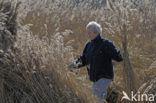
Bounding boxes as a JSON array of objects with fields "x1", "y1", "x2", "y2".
[
  {"x1": 0, "y1": 0, "x2": 156, "y2": 103},
  {"x1": 0, "y1": 0, "x2": 89, "y2": 103}
]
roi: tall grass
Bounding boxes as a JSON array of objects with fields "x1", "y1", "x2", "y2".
[
  {"x1": 16, "y1": 24, "x2": 97, "y2": 102},
  {"x1": 0, "y1": 0, "x2": 156, "y2": 103},
  {"x1": 0, "y1": 0, "x2": 92, "y2": 103},
  {"x1": 21, "y1": 0, "x2": 156, "y2": 80}
]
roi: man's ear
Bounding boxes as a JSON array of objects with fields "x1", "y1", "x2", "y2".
[
  {"x1": 94, "y1": 31, "x2": 98, "y2": 35},
  {"x1": 95, "y1": 32, "x2": 99, "y2": 36}
]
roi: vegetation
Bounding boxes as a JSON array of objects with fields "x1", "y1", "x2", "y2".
[{"x1": 0, "y1": 0, "x2": 155, "y2": 103}]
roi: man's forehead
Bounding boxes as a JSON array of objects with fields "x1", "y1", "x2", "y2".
[{"x1": 87, "y1": 28, "x2": 93, "y2": 31}]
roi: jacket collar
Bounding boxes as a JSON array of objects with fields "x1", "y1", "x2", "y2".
[{"x1": 91, "y1": 34, "x2": 101, "y2": 44}]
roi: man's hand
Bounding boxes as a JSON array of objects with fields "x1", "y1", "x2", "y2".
[{"x1": 67, "y1": 63, "x2": 78, "y2": 70}]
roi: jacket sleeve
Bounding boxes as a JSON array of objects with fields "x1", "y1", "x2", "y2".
[
  {"x1": 75, "y1": 42, "x2": 88, "y2": 68},
  {"x1": 107, "y1": 40, "x2": 123, "y2": 62}
]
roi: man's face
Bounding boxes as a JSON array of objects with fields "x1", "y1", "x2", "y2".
[{"x1": 87, "y1": 28, "x2": 98, "y2": 40}]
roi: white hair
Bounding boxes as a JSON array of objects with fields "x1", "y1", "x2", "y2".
[{"x1": 86, "y1": 21, "x2": 102, "y2": 34}]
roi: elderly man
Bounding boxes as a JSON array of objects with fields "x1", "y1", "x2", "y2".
[{"x1": 68, "y1": 21, "x2": 123, "y2": 102}]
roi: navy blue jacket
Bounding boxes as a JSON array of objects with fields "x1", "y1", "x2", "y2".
[{"x1": 76, "y1": 34, "x2": 123, "y2": 82}]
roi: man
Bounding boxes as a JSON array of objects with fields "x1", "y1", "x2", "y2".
[{"x1": 68, "y1": 21, "x2": 123, "y2": 102}]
